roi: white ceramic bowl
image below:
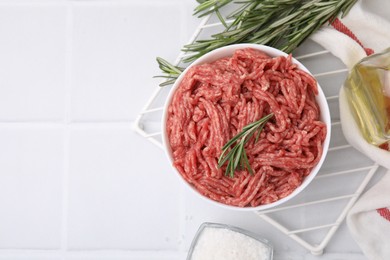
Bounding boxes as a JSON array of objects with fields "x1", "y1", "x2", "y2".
[{"x1": 162, "y1": 43, "x2": 331, "y2": 211}]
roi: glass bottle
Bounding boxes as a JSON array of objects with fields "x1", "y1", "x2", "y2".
[{"x1": 343, "y1": 47, "x2": 390, "y2": 147}]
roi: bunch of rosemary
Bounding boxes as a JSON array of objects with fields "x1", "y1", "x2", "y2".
[{"x1": 156, "y1": 0, "x2": 357, "y2": 86}]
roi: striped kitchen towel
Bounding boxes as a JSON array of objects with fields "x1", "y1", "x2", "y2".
[{"x1": 309, "y1": 0, "x2": 390, "y2": 259}]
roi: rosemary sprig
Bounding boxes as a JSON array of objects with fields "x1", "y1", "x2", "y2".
[
  {"x1": 218, "y1": 113, "x2": 273, "y2": 178},
  {"x1": 154, "y1": 57, "x2": 184, "y2": 87},
  {"x1": 155, "y1": 0, "x2": 357, "y2": 86}
]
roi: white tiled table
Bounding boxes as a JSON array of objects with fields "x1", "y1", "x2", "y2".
[{"x1": 0, "y1": 0, "x2": 388, "y2": 259}]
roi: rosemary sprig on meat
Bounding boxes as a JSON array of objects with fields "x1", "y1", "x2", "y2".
[
  {"x1": 218, "y1": 113, "x2": 274, "y2": 178},
  {"x1": 156, "y1": 0, "x2": 357, "y2": 86}
]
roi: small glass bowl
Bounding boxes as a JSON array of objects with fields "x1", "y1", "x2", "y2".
[{"x1": 187, "y1": 222, "x2": 273, "y2": 260}]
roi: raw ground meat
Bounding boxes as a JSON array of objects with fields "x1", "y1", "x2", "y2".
[{"x1": 166, "y1": 48, "x2": 327, "y2": 207}]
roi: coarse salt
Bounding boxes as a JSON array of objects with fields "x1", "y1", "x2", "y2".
[{"x1": 189, "y1": 226, "x2": 271, "y2": 260}]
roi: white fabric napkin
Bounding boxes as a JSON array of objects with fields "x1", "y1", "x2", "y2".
[
  {"x1": 308, "y1": 1, "x2": 390, "y2": 259},
  {"x1": 347, "y1": 171, "x2": 390, "y2": 259}
]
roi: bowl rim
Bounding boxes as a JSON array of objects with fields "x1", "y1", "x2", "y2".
[{"x1": 161, "y1": 43, "x2": 331, "y2": 211}]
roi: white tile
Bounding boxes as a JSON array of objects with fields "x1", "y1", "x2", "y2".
[
  {"x1": 67, "y1": 127, "x2": 182, "y2": 249},
  {"x1": 71, "y1": 3, "x2": 183, "y2": 121},
  {"x1": 183, "y1": 1, "x2": 201, "y2": 41},
  {"x1": 66, "y1": 254, "x2": 185, "y2": 260},
  {"x1": 0, "y1": 5, "x2": 67, "y2": 121},
  {"x1": 0, "y1": 127, "x2": 63, "y2": 248},
  {"x1": 0, "y1": 256, "x2": 61, "y2": 260}
]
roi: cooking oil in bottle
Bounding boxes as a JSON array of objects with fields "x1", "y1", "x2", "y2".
[{"x1": 343, "y1": 47, "x2": 390, "y2": 147}]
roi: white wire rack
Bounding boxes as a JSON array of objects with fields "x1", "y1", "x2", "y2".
[{"x1": 133, "y1": 11, "x2": 381, "y2": 255}]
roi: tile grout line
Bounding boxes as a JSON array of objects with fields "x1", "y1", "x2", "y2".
[
  {"x1": 0, "y1": 121, "x2": 138, "y2": 127},
  {"x1": 0, "y1": 0, "x2": 184, "y2": 5},
  {"x1": 178, "y1": 1, "x2": 190, "y2": 256},
  {"x1": 61, "y1": 2, "x2": 73, "y2": 257}
]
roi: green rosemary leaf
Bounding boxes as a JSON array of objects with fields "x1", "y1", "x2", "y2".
[
  {"x1": 269, "y1": 11, "x2": 301, "y2": 28},
  {"x1": 227, "y1": 152, "x2": 236, "y2": 178},
  {"x1": 156, "y1": 57, "x2": 183, "y2": 74},
  {"x1": 158, "y1": 79, "x2": 177, "y2": 87},
  {"x1": 155, "y1": 57, "x2": 184, "y2": 87},
  {"x1": 242, "y1": 149, "x2": 253, "y2": 175},
  {"x1": 233, "y1": 141, "x2": 244, "y2": 170},
  {"x1": 215, "y1": 9, "x2": 228, "y2": 28}
]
